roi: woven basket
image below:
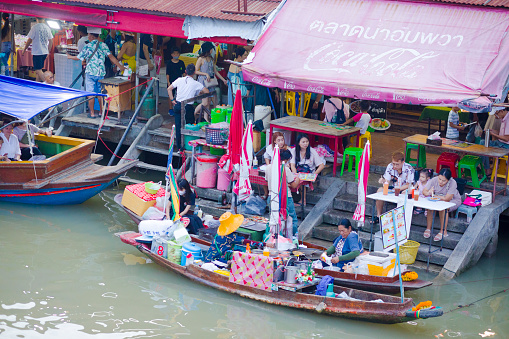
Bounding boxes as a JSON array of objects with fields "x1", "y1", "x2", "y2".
[
  {"x1": 205, "y1": 127, "x2": 229, "y2": 145},
  {"x1": 394, "y1": 240, "x2": 420, "y2": 264}
]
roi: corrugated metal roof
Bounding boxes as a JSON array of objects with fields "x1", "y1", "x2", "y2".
[
  {"x1": 58, "y1": 0, "x2": 281, "y2": 22},
  {"x1": 428, "y1": 0, "x2": 509, "y2": 8}
]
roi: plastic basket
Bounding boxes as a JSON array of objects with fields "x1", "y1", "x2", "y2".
[
  {"x1": 394, "y1": 240, "x2": 420, "y2": 264},
  {"x1": 205, "y1": 127, "x2": 229, "y2": 145}
]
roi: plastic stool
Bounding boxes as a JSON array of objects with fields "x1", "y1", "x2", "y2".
[
  {"x1": 455, "y1": 204, "x2": 477, "y2": 223},
  {"x1": 340, "y1": 147, "x2": 363, "y2": 179},
  {"x1": 490, "y1": 155, "x2": 509, "y2": 184},
  {"x1": 436, "y1": 152, "x2": 460, "y2": 178},
  {"x1": 350, "y1": 132, "x2": 372, "y2": 157},
  {"x1": 405, "y1": 143, "x2": 426, "y2": 168},
  {"x1": 458, "y1": 155, "x2": 486, "y2": 188}
]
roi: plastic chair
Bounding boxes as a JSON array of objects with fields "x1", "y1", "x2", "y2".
[
  {"x1": 458, "y1": 155, "x2": 486, "y2": 188},
  {"x1": 405, "y1": 143, "x2": 426, "y2": 168},
  {"x1": 436, "y1": 152, "x2": 460, "y2": 178},
  {"x1": 349, "y1": 131, "x2": 372, "y2": 157},
  {"x1": 490, "y1": 155, "x2": 509, "y2": 184},
  {"x1": 455, "y1": 205, "x2": 477, "y2": 223},
  {"x1": 340, "y1": 147, "x2": 363, "y2": 179}
]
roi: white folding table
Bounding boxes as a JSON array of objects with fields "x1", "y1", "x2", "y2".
[{"x1": 366, "y1": 192, "x2": 456, "y2": 270}]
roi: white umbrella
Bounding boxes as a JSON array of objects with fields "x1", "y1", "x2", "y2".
[
  {"x1": 353, "y1": 140, "x2": 370, "y2": 228},
  {"x1": 233, "y1": 120, "x2": 253, "y2": 201}
]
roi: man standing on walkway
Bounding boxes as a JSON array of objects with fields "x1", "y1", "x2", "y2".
[
  {"x1": 67, "y1": 27, "x2": 124, "y2": 118},
  {"x1": 167, "y1": 64, "x2": 209, "y2": 150},
  {"x1": 22, "y1": 17, "x2": 53, "y2": 82}
]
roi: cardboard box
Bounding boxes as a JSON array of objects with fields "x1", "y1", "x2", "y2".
[{"x1": 121, "y1": 182, "x2": 166, "y2": 217}]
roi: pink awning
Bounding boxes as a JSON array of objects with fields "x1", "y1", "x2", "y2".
[{"x1": 243, "y1": 0, "x2": 509, "y2": 105}]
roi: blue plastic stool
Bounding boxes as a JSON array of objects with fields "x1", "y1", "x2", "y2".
[{"x1": 455, "y1": 204, "x2": 477, "y2": 223}]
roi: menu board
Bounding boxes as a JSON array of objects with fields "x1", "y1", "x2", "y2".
[{"x1": 380, "y1": 206, "x2": 408, "y2": 251}]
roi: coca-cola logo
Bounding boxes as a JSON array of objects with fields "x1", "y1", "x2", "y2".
[
  {"x1": 337, "y1": 88, "x2": 350, "y2": 96},
  {"x1": 307, "y1": 85, "x2": 325, "y2": 93},
  {"x1": 284, "y1": 81, "x2": 296, "y2": 90},
  {"x1": 252, "y1": 77, "x2": 273, "y2": 86},
  {"x1": 393, "y1": 93, "x2": 406, "y2": 101},
  {"x1": 361, "y1": 91, "x2": 380, "y2": 99}
]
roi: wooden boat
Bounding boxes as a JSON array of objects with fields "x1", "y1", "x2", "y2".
[
  {"x1": 0, "y1": 134, "x2": 137, "y2": 204},
  {"x1": 115, "y1": 194, "x2": 432, "y2": 294},
  {"x1": 118, "y1": 231, "x2": 443, "y2": 323}
]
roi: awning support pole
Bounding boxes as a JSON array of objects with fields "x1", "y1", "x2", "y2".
[
  {"x1": 134, "y1": 33, "x2": 141, "y2": 110},
  {"x1": 108, "y1": 78, "x2": 155, "y2": 166},
  {"x1": 299, "y1": 92, "x2": 304, "y2": 117}
]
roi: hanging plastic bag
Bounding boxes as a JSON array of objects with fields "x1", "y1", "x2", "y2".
[
  {"x1": 474, "y1": 123, "x2": 483, "y2": 138},
  {"x1": 142, "y1": 206, "x2": 165, "y2": 220}
]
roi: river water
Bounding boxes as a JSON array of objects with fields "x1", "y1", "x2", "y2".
[{"x1": 1, "y1": 185, "x2": 508, "y2": 338}]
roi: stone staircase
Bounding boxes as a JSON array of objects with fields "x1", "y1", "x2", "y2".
[{"x1": 190, "y1": 176, "x2": 472, "y2": 268}]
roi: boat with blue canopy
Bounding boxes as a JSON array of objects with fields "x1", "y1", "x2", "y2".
[{"x1": 0, "y1": 75, "x2": 137, "y2": 204}]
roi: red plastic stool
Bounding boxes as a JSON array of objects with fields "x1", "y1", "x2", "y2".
[{"x1": 436, "y1": 152, "x2": 460, "y2": 178}]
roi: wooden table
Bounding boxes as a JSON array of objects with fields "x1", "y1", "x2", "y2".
[
  {"x1": 367, "y1": 192, "x2": 456, "y2": 271},
  {"x1": 270, "y1": 116, "x2": 361, "y2": 176},
  {"x1": 99, "y1": 77, "x2": 135, "y2": 119},
  {"x1": 403, "y1": 134, "x2": 509, "y2": 201}
]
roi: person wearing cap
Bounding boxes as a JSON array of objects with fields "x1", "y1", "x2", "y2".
[
  {"x1": 22, "y1": 17, "x2": 53, "y2": 82},
  {"x1": 204, "y1": 212, "x2": 245, "y2": 263},
  {"x1": 67, "y1": 27, "x2": 125, "y2": 118},
  {"x1": 167, "y1": 64, "x2": 209, "y2": 150},
  {"x1": 481, "y1": 108, "x2": 509, "y2": 175}
]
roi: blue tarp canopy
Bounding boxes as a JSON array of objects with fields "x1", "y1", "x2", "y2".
[{"x1": 0, "y1": 75, "x2": 105, "y2": 120}]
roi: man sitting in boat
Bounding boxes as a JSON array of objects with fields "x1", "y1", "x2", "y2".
[
  {"x1": 13, "y1": 121, "x2": 52, "y2": 160},
  {"x1": 0, "y1": 123, "x2": 21, "y2": 161},
  {"x1": 204, "y1": 212, "x2": 245, "y2": 263},
  {"x1": 321, "y1": 219, "x2": 364, "y2": 271}
]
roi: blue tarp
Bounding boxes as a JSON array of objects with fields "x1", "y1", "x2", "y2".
[{"x1": 0, "y1": 75, "x2": 105, "y2": 120}]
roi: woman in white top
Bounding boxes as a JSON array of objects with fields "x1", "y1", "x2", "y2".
[
  {"x1": 290, "y1": 133, "x2": 326, "y2": 175},
  {"x1": 264, "y1": 131, "x2": 287, "y2": 165},
  {"x1": 0, "y1": 124, "x2": 21, "y2": 161}
]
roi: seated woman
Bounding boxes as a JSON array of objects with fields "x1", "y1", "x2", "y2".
[
  {"x1": 0, "y1": 138, "x2": 11, "y2": 162},
  {"x1": 0, "y1": 124, "x2": 21, "y2": 161},
  {"x1": 322, "y1": 219, "x2": 363, "y2": 270},
  {"x1": 422, "y1": 168, "x2": 462, "y2": 241},
  {"x1": 290, "y1": 133, "x2": 326, "y2": 205},
  {"x1": 13, "y1": 122, "x2": 52, "y2": 161},
  {"x1": 165, "y1": 179, "x2": 203, "y2": 235},
  {"x1": 204, "y1": 212, "x2": 245, "y2": 263},
  {"x1": 264, "y1": 132, "x2": 287, "y2": 165}
]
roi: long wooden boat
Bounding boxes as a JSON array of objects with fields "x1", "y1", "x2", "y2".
[
  {"x1": 115, "y1": 194, "x2": 432, "y2": 294},
  {"x1": 118, "y1": 231, "x2": 442, "y2": 323},
  {"x1": 0, "y1": 134, "x2": 137, "y2": 204}
]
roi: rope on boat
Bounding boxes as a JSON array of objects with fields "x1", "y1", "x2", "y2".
[{"x1": 444, "y1": 288, "x2": 508, "y2": 314}]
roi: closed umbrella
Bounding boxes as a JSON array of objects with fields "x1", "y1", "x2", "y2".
[
  {"x1": 227, "y1": 89, "x2": 244, "y2": 173},
  {"x1": 269, "y1": 145, "x2": 281, "y2": 235},
  {"x1": 233, "y1": 120, "x2": 253, "y2": 201},
  {"x1": 353, "y1": 140, "x2": 370, "y2": 228}
]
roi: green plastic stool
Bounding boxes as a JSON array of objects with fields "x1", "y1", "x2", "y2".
[
  {"x1": 341, "y1": 147, "x2": 363, "y2": 179},
  {"x1": 458, "y1": 155, "x2": 486, "y2": 188},
  {"x1": 405, "y1": 143, "x2": 426, "y2": 168}
]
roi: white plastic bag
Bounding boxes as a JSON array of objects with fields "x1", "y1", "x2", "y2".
[
  {"x1": 155, "y1": 196, "x2": 166, "y2": 210},
  {"x1": 474, "y1": 123, "x2": 483, "y2": 138},
  {"x1": 142, "y1": 206, "x2": 165, "y2": 220},
  {"x1": 138, "y1": 219, "x2": 174, "y2": 237},
  {"x1": 172, "y1": 222, "x2": 192, "y2": 245}
]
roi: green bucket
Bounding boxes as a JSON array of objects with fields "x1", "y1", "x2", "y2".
[
  {"x1": 210, "y1": 147, "x2": 225, "y2": 156},
  {"x1": 211, "y1": 109, "x2": 226, "y2": 123},
  {"x1": 184, "y1": 124, "x2": 201, "y2": 151}
]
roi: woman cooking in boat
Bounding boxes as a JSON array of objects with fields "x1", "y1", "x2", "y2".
[{"x1": 322, "y1": 219, "x2": 363, "y2": 270}]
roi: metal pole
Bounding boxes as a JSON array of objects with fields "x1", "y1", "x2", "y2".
[
  {"x1": 280, "y1": 89, "x2": 284, "y2": 117},
  {"x1": 108, "y1": 78, "x2": 155, "y2": 166},
  {"x1": 9, "y1": 13, "x2": 14, "y2": 76},
  {"x1": 135, "y1": 33, "x2": 140, "y2": 109},
  {"x1": 299, "y1": 92, "x2": 304, "y2": 117},
  {"x1": 155, "y1": 72, "x2": 159, "y2": 116}
]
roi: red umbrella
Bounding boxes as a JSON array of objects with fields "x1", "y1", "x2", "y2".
[{"x1": 227, "y1": 89, "x2": 244, "y2": 173}]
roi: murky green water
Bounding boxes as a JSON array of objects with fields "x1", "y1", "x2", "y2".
[{"x1": 1, "y1": 186, "x2": 508, "y2": 338}]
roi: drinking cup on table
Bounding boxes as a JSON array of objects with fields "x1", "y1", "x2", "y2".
[
  {"x1": 414, "y1": 192, "x2": 419, "y2": 201},
  {"x1": 394, "y1": 186, "x2": 401, "y2": 197}
]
